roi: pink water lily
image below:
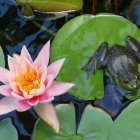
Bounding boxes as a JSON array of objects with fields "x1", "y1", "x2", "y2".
[{"x1": 0, "y1": 41, "x2": 74, "y2": 133}]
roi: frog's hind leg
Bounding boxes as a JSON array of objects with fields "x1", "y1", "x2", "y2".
[
  {"x1": 82, "y1": 42, "x2": 108, "y2": 79},
  {"x1": 126, "y1": 36, "x2": 140, "y2": 60}
]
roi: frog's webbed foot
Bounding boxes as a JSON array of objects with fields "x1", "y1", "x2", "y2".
[
  {"x1": 82, "y1": 42, "x2": 108, "y2": 79},
  {"x1": 126, "y1": 36, "x2": 140, "y2": 60}
]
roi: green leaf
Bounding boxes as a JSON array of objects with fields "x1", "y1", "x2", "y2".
[
  {"x1": 78, "y1": 105, "x2": 113, "y2": 140},
  {"x1": 0, "y1": 118, "x2": 18, "y2": 140},
  {"x1": 33, "y1": 104, "x2": 76, "y2": 140},
  {"x1": 16, "y1": 0, "x2": 83, "y2": 12},
  {"x1": 0, "y1": 46, "x2": 5, "y2": 67},
  {"x1": 51, "y1": 14, "x2": 140, "y2": 100},
  {"x1": 109, "y1": 99, "x2": 140, "y2": 140},
  {"x1": 33, "y1": 104, "x2": 113, "y2": 140}
]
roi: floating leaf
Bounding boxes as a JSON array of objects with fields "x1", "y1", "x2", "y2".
[
  {"x1": 33, "y1": 104, "x2": 113, "y2": 140},
  {"x1": 51, "y1": 14, "x2": 140, "y2": 100},
  {"x1": 0, "y1": 46, "x2": 5, "y2": 67},
  {"x1": 0, "y1": 118, "x2": 18, "y2": 140},
  {"x1": 21, "y1": 4, "x2": 34, "y2": 16},
  {"x1": 109, "y1": 99, "x2": 140, "y2": 140},
  {"x1": 16, "y1": 0, "x2": 83, "y2": 12}
]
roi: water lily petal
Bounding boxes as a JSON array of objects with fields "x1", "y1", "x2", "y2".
[
  {"x1": 8, "y1": 56, "x2": 19, "y2": 72},
  {"x1": 0, "y1": 97, "x2": 18, "y2": 115},
  {"x1": 29, "y1": 84, "x2": 45, "y2": 96},
  {"x1": 47, "y1": 82, "x2": 75, "y2": 97},
  {"x1": 34, "y1": 41, "x2": 50, "y2": 67},
  {"x1": 27, "y1": 96, "x2": 39, "y2": 106},
  {"x1": 0, "y1": 67, "x2": 10, "y2": 84},
  {"x1": 39, "y1": 93, "x2": 54, "y2": 103},
  {"x1": 17, "y1": 100, "x2": 32, "y2": 112},
  {"x1": 6, "y1": 71, "x2": 16, "y2": 84},
  {"x1": 23, "y1": 92, "x2": 33, "y2": 99},
  {"x1": 45, "y1": 74, "x2": 54, "y2": 88},
  {"x1": 10, "y1": 82, "x2": 21, "y2": 93},
  {"x1": 39, "y1": 65, "x2": 47, "y2": 78},
  {"x1": 34, "y1": 103, "x2": 60, "y2": 133},
  {"x1": 47, "y1": 58, "x2": 65, "y2": 79},
  {"x1": 16, "y1": 58, "x2": 32, "y2": 77},
  {"x1": 11, "y1": 91, "x2": 25, "y2": 100},
  {"x1": 20, "y1": 46, "x2": 33, "y2": 64},
  {"x1": 21, "y1": 57, "x2": 32, "y2": 70},
  {"x1": 0, "y1": 85, "x2": 12, "y2": 97}
]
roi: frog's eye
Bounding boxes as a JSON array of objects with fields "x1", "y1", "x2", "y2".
[{"x1": 124, "y1": 79, "x2": 129, "y2": 83}]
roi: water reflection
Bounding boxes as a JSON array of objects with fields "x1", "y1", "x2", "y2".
[{"x1": 123, "y1": 0, "x2": 140, "y2": 27}]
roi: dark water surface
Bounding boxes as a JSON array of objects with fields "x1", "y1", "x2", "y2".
[{"x1": 0, "y1": 0, "x2": 140, "y2": 139}]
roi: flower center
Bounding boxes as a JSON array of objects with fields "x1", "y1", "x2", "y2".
[{"x1": 17, "y1": 67, "x2": 41, "y2": 94}]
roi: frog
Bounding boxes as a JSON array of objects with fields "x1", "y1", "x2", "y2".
[{"x1": 82, "y1": 36, "x2": 140, "y2": 92}]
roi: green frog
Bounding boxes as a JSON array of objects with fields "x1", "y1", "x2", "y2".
[{"x1": 82, "y1": 36, "x2": 140, "y2": 92}]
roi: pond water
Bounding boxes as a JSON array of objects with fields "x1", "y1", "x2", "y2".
[{"x1": 0, "y1": 0, "x2": 140, "y2": 139}]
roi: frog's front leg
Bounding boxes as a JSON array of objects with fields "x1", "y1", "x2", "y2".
[
  {"x1": 126, "y1": 36, "x2": 140, "y2": 60},
  {"x1": 82, "y1": 42, "x2": 108, "y2": 78}
]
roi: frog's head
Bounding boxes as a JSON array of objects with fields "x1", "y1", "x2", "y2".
[{"x1": 117, "y1": 73, "x2": 140, "y2": 91}]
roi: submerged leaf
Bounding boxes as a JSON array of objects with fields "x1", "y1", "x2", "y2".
[
  {"x1": 21, "y1": 4, "x2": 34, "y2": 16},
  {"x1": 16, "y1": 0, "x2": 83, "y2": 12}
]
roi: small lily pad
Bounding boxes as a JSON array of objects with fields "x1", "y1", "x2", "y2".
[
  {"x1": 33, "y1": 104, "x2": 113, "y2": 140},
  {"x1": 109, "y1": 99, "x2": 140, "y2": 140},
  {"x1": 0, "y1": 118, "x2": 18, "y2": 140},
  {"x1": 16, "y1": 0, "x2": 83, "y2": 12},
  {"x1": 51, "y1": 14, "x2": 140, "y2": 100},
  {"x1": 0, "y1": 46, "x2": 5, "y2": 67}
]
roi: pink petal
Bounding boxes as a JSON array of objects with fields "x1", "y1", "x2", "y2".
[
  {"x1": 21, "y1": 57, "x2": 32, "y2": 70},
  {"x1": 8, "y1": 56, "x2": 19, "y2": 72},
  {"x1": 29, "y1": 84, "x2": 45, "y2": 96},
  {"x1": 23, "y1": 92, "x2": 33, "y2": 99},
  {"x1": 39, "y1": 93, "x2": 54, "y2": 103},
  {"x1": 20, "y1": 46, "x2": 33, "y2": 64},
  {"x1": 38, "y1": 65, "x2": 47, "y2": 78},
  {"x1": 0, "y1": 85, "x2": 12, "y2": 97},
  {"x1": 0, "y1": 97, "x2": 18, "y2": 115},
  {"x1": 45, "y1": 74, "x2": 54, "y2": 88},
  {"x1": 11, "y1": 91, "x2": 25, "y2": 100},
  {"x1": 10, "y1": 82, "x2": 21, "y2": 93},
  {"x1": 16, "y1": 58, "x2": 32, "y2": 77},
  {"x1": 27, "y1": 96, "x2": 39, "y2": 106},
  {"x1": 47, "y1": 58, "x2": 65, "y2": 79},
  {"x1": 6, "y1": 71, "x2": 16, "y2": 83},
  {"x1": 0, "y1": 67, "x2": 10, "y2": 84},
  {"x1": 34, "y1": 41, "x2": 50, "y2": 68},
  {"x1": 17, "y1": 100, "x2": 31, "y2": 112},
  {"x1": 47, "y1": 82, "x2": 75, "y2": 97},
  {"x1": 34, "y1": 103, "x2": 60, "y2": 133}
]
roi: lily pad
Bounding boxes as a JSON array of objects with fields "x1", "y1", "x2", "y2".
[
  {"x1": 51, "y1": 14, "x2": 140, "y2": 100},
  {"x1": 109, "y1": 99, "x2": 140, "y2": 140},
  {"x1": 33, "y1": 104, "x2": 113, "y2": 140},
  {"x1": 0, "y1": 118, "x2": 18, "y2": 140},
  {"x1": 0, "y1": 46, "x2": 5, "y2": 67},
  {"x1": 16, "y1": 0, "x2": 83, "y2": 12}
]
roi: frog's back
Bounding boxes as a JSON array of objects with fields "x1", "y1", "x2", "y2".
[{"x1": 107, "y1": 45, "x2": 138, "y2": 76}]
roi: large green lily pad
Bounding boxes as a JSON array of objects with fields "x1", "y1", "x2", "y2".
[
  {"x1": 16, "y1": 0, "x2": 83, "y2": 12},
  {"x1": 33, "y1": 104, "x2": 113, "y2": 140},
  {"x1": 109, "y1": 99, "x2": 140, "y2": 140},
  {"x1": 0, "y1": 118, "x2": 18, "y2": 140},
  {"x1": 51, "y1": 14, "x2": 140, "y2": 100}
]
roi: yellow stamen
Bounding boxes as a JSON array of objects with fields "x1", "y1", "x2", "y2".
[{"x1": 17, "y1": 67, "x2": 41, "y2": 94}]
